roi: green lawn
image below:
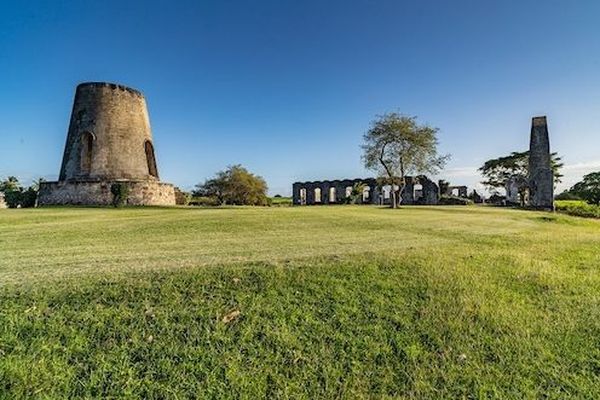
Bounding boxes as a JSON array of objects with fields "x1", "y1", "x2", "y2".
[{"x1": 1, "y1": 206, "x2": 600, "y2": 398}]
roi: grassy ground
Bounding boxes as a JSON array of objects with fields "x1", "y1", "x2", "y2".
[{"x1": 1, "y1": 205, "x2": 600, "y2": 398}]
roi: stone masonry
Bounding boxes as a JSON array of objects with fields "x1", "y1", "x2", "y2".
[
  {"x1": 292, "y1": 176, "x2": 439, "y2": 206},
  {"x1": 38, "y1": 82, "x2": 175, "y2": 206},
  {"x1": 528, "y1": 116, "x2": 554, "y2": 210}
]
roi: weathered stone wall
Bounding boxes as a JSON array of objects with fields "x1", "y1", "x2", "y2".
[
  {"x1": 292, "y1": 176, "x2": 438, "y2": 206},
  {"x1": 0, "y1": 193, "x2": 6, "y2": 209},
  {"x1": 59, "y1": 82, "x2": 158, "y2": 182},
  {"x1": 38, "y1": 180, "x2": 175, "y2": 206},
  {"x1": 417, "y1": 176, "x2": 440, "y2": 205},
  {"x1": 528, "y1": 116, "x2": 554, "y2": 210}
]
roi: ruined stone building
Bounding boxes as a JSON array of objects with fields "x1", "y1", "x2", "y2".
[
  {"x1": 528, "y1": 116, "x2": 554, "y2": 210},
  {"x1": 292, "y1": 176, "x2": 439, "y2": 206},
  {"x1": 38, "y1": 82, "x2": 175, "y2": 206}
]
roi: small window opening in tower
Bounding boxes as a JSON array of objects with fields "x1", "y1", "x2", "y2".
[
  {"x1": 145, "y1": 140, "x2": 158, "y2": 178},
  {"x1": 80, "y1": 132, "x2": 94, "y2": 175}
]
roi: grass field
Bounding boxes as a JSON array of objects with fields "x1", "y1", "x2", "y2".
[{"x1": 1, "y1": 205, "x2": 600, "y2": 398}]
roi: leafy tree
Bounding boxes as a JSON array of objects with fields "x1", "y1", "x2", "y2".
[
  {"x1": 569, "y1": 172, "x2": 600, "y2": 205},
  {"x1": 1, "y1": 176, "x2": 40, "y2": 208},
  {"x1": 194, "y1": 165, "x2": 268, "y2": 206},
  {"x1": 0, "y1": 176, "x2": 21, "y2": 193},
  {"x1": 479, "y1": 151, "x2": 563, "y2": 195},
  {"x1": 347, "y1": 182, "x2": 366, "y2": 204},
  {"x1": 361, "y1": 113, "x2": 448, "y2": 208}
]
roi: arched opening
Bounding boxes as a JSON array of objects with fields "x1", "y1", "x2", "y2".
[
  {"x1": 314, "y1": 187, "x2": 322, "y2": 203},
  {"x1": 383, "y1": 185, "x2": 391, "y2": 199},
  {"x1": 451, "y1": 188, "x2": 459, "y2": 197},
  {"x1": 362, "y1": 186, "x2": 370, "y2": 203},
  {"x1": 80, "y1": 131, "x2": 94, "y2": 175},
  {"x1": 345, "y1": 186, "x2": 352, "y2": 198},
  {"x1": 329, "y1": 187, "x2": 336, "y2": 203},
  {"x1": 299, "y1": 188, "x2": 307, "y2": 205},
  {"x1": 144, "y1": 140, "x2": 158, "y2": 178},
  {"x1": 414, "y1": 184, "x2": 423, "y2": 202}
]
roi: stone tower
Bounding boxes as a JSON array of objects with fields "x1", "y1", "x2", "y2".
[
  {"x1": 38, "y1": 82, "x2": 175, "y2": 206},
  {"x1": 528, "y1": 116, "x2": 554, "y2": 210}
]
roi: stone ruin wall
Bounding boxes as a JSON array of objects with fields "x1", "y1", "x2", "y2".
[
  {"x1": 38, "y1": 180, "x2": 175, "y2": 206},
  {"x1": 292, "y1": 176, "x2": 439, "y2": 206}
]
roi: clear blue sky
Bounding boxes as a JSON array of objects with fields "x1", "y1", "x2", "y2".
[{"x1": 1, "y1": 0, "x2": 599, "y2": 195}]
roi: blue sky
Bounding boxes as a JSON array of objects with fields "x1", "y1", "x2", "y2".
[{"x1": 1, "y1": 0, "x2": 599, "y2": 195}]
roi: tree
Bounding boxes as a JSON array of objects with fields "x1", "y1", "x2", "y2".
[
  {"x1": 347, "y1": 182, "x2": 366, "y2": 204},
  {"x1": 479, "y1": 151, "x2": 563, "y2": 197},
  {"x1": 194, "y1": 165, "x2": 268, "y2": 206},
  {"x1": 361, "y1": 113, "x2": 448, "y2": 208},
  {"x1": 569, "y1": 172, "x2": 600, "y2": 205},
  {"x1": 0, "y1": 176, "x2": 21, "y2": 193},
  {"x1": 0, "y1": 176, "x2": 40, "y2": 208}
]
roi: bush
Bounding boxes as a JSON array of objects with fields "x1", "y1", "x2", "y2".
[
  {"x1": 269, "y1": 197, "x2": 292, "y2": 207},
  {"x1": 555, "y1": 200, "x2": 600, "y2": 219},
  {"x1": 438, "y1": 195, "x2": 473, "y2": 206},
  {"x1": 194, "y1": 165, "x2": 269, "y2": 206},
  {"x1": 110, "y1": 183, "x2": 129, "y2": 207},
  {"x1": 20, "y1": 187, "x2": 38, "y2": 208},
  {"x1": 3, "y1": 188, "x2": 38, "y2": 208},
  {"x1": 189, "y1": 196, "x2": 221, "y2": 207},
  {"x1": 4, "y1": 190, "x2": 23, "y2": 208},
  {"x1": 488, "y1": 194, "x2": 506, "y2": 205},
  {"x1": 555, "y1": 191, "x2": 582, "y2": 201}
]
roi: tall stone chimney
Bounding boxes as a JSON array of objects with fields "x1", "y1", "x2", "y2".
[{"x1": 528, "y1": 116, "x2": 554, "y2": 210}]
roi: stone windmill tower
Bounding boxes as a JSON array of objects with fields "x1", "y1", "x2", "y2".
[{"x1": 39, "y1": 82, "x2": 175, "y2": 206}]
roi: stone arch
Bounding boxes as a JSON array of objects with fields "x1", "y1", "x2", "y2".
[
  {"x1": 80, "y1": 131, "x2": 95, "y2": 175},
  {"x1": 314, "y1": 187, "x2": 322, "y2": 203},
  {"x1": 299, "y1": 188, "x2": 307, "y2": 205},
  {"x1": 144, "y1": 140, "x2": 158, "y2": 178},
  {"x1": 413, "y1": 183, "x2": 423, "y2": 202},
  {"x1": 362, "y1": 186, "x2": 371, "y2": 202},
  {"x1": 329, "y1": 187, "x2": 336, "y2": 203}
]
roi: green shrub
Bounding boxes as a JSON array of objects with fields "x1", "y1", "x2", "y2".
[
  {"x1": 110, "y1": 183, "x2": 129, "y2": 207},
  {"x1": 555, "y1": 200, "x2": 600, "y2": 219},
  {"x1": 438, "y1": 195, "x2": 473, "y2": 205},
  {"x1": 3, "y1": 188, "x2": 38, "y2": 208},
  {"x1": 4, "y1": 190, "x2": 22, "y2": 208},
  {"x1": 189, "y1": 196, "x2": 221, "y2": 207},
  {"x1": 555, "y1": 191, "x2": 582, "y2": 201},
  {"x1": 269, "y1": 197, "x2": 292, "y2": 207}
]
